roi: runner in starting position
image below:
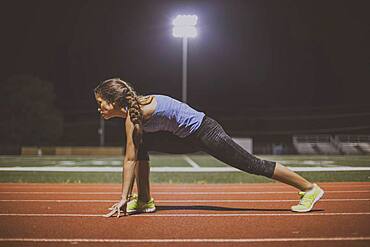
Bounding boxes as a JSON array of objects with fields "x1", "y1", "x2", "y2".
[{"x1": 94, "y1": 78, "x2": 324, "y2": 217}]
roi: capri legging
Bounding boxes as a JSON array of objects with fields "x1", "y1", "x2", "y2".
[{"x1": 137, "y1": 116, "x2": 276, "y2": 178}]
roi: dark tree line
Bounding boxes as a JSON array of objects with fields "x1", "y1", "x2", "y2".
[{"x1": 0, "y1": 75, "x2": 63, "y2": 151}]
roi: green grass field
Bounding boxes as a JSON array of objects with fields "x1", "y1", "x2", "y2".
[{"x1": 0, "y1": 154, "x2": 369, "y2": 183}]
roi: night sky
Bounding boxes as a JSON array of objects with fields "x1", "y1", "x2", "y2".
[{"x1": 1, "y1": 0, "x2": 369, "y2": 131}]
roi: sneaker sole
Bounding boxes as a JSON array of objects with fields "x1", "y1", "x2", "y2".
[
  {"x1": 292, "y1": 189, "x2": 324, "y2": 213},
  {"x1": 127, "y1": 207, "x2": 156, "y2": 215}
]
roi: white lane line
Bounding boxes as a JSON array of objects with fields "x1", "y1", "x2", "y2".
[
  {"x1": 0, "y1": 237, "x2": 369, "y2": 243},
  {"x1": 2, "y1": 184, "x2": 369, "y2": 189},
  {"x1": 182, "y1": 155, "x2": 200, "y2": 168},
  {"x1": 0, "y1": 213, "x2": 99, "y2": 217},
  {"x1": 157, "y1": 190, "x2": 370, "y2": 194},
  {"x1": 0, "y1": 198, "x2": 369, "y2": 203},
  {"x1": 0, "y1": 200, "x2": 116, "y2": 202},
  {"x1": 0, "y1": 212, "x2": 370, "y2": 217},
  {"x1": 1, "y1": 166, "x2": 370, "y2": 172},
  {"x1": 0, "y1": 190, "x2": 369, "y2": 195}
]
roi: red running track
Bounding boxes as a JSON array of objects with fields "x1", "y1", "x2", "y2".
[{"x1": 0, "y1": 182, "x2": 369, "y2": 247}]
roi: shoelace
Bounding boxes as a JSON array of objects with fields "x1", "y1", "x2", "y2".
[
  {"x1": 128, "y1": 194, "x2": 138, "y2": 200},
  {"x1": 298, "y1": 191, "x2": 314, "y2": 206}
]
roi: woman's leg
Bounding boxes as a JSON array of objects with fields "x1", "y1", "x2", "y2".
[
  {"x1": 135, "y1": 160, "x2": 151, "y2": 202},
  {"x1": 134, "y1": 131, "x2": 199, "y2": 201},
  {"x1": 194, "y1": 117, "x2": 314, "y2": 191},
  {"x1": 272, "y1": 163, "x2": 313, "y2": 191},
  {"x1": 135, "y1": 143, "x2": 151, "y2": 202}
]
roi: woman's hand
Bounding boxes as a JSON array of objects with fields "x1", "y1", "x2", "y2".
[{"x1": 104, "y1": 198, "x2": 128, "y2": 218}]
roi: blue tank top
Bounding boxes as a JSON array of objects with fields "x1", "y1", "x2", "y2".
[{"x1": 142, "y1": 95, "x2": 205, "y2": 138}]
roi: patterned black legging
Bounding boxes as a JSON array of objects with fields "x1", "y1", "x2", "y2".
[{"x1": 137, "y1": 116, "x2": 276, "y2": 178}]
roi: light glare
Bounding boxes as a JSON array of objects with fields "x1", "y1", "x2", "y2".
[
  {"x1": 172, "y1": 26, "x2": 197, "y2": 38},
  {"x1": 172, "y1": 15, "x2": 198, "y2": 38},
  {"x1": 172, "y1": 15, "x2": 198, "y2": 27}
]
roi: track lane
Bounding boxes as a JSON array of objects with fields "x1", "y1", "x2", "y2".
[
  {"x1": 0, "y1": 182, "x2": 369, "y2": 247},
  {"x1": 0, "y1": 200, "x2": 369, "y2": 214},
  {"x1": 1, "y1": 182, "x2": 370, "y2": 193},
  {"x1": 0, "y1": 239, "x2": 370, "y2": 247},
  {"x1": 0, "y1": 215, "x2": 369, "y2": 239}
]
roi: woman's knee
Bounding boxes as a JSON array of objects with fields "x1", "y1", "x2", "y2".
[
  {"x1": 209, "y1": 145, "x2": 277, "y2": 178},
  {"x1": 137, "y1": 147, "x2": 150, "y2": 161},
  {"x1": 248, "y1": 158, "x2": 277, "y2": 178}
]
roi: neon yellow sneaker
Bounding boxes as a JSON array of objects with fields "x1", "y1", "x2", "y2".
[
  {"x1": 291, "y1": 183, "x2": 324, "y2": 213},
  {"x1": 127, "y1": 194, "x2": 156, "y2": 214}
]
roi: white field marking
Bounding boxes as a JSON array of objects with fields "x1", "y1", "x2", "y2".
[
  {"x1": 289, "y1": 166, "x2": 370, "y2": 171},
  {"x1": 57, "y1": 161, "x2": 122, "y2": 166},
  {"x1": 276, "y1": 160, "x2": 340, "y2": 168},
  {"x1": 0, "y1": 212, "x2": 370, "y2": 217},
  {"x1": 0, "y1": 237, "x2": 369, "y2": 243},
  {"x1": 0, "y1": 198, "x2": 369, "y2": 203},
  {"x1": 279, "y1": 160, "x2": 335, "y2": 165},
  {"x1": 0, "y1": 190, "x2": 368, "y2": 195},
  {"x1": 182, "y1": 155, "x2": 200, "y2": 168},
  {"x1": 58, "y1": 161, "x2": 76, "y2": 165},
  {"x1": 1, "y1": 166, "x2": 370, "y2": 172}
]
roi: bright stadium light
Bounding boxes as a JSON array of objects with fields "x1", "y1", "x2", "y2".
[
  {"x1": 172, "y1": 15, "x2": 198, "y2": 38},
  {"x1": 172, "y1": 26, "x2": 197, "y2": 38},
  {"x1": 172, "y1": 15, "x2": 198, "y2": 27},
  {"x1": 172, "y1": 15, "x2": 198, "y2": 103}
]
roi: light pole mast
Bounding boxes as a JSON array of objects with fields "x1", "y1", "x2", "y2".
[
  {"x1": 182, "y1": 37, "x2": 188, "y2": 103},
  {"x1": 172, "y1": 15, "x2": 198, "y2": 103},
  {"x1": 99, "y1": 117, "x2": 105, "y2": 146}
]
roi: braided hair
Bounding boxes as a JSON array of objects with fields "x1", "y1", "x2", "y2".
[{"x1": 94, "y1": 78, "x2": 145, "y2": 146}]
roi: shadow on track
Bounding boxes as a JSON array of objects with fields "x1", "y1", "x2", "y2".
[{"x1": 156, "y1": 205, "x2": 324, "y2": 212}]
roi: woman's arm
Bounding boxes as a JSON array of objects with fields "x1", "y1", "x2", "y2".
[
  {"x1": 121, "y1": 114, "x2": 138, "y2": 200},
  {"x1": 104, "y1": 114, "x2": 138, "y2": 217}
]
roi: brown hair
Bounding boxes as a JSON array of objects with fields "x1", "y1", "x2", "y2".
[{"x1": 94, "y1": 78, "x2": 151, "y2": 146}]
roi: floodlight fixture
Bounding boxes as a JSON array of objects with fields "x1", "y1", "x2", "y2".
[{"x1": 172, "y1": 15, "x2": 198, "y2": 38}]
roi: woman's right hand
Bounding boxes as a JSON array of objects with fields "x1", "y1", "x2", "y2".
[{"x1": 104, "y1": 199, "x2": 128, "y2": 218}]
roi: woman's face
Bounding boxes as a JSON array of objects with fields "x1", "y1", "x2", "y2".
[{"x1": 95, "y1": 95, "x2": 127, "y2": 119}]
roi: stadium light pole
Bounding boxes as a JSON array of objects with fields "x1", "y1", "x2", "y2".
[
  {"x1": 99, "y1": 117, "x2": 105, "y2": 146},
  {"x1": 172, "y1": 15, "x2": 198, "y2": 103}
]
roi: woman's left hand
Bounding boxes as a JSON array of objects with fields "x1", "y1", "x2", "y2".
[{"x1": 104, "y1": 199, "x2": 128, "y2": 218}]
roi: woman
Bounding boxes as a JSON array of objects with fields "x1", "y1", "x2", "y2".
[{"x1": 94, "y1": 78, "x2": 324, "y2": 218}]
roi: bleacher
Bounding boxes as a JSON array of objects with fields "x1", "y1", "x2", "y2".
[
  {"x1": 358, "y1": 143, "x2": 370, "y2": 153},
  {"x1": 293, "y1": 135, "x2": 370, "y2": 155},
  {"x1": 293, "y1": 135, "x2": 341, "y2": 154},
  {"x1": 293, "y1": 142, "x2": 317, "y2": 154},
  {"x1": 293, "y1": 135, "x2": 342, "y2": 154},
  {"x1": 316, "y1": 142, "x2": 341, "y2": 154},
  {"x1": 334, "y1": 135, "x2": 370, "y2": 154}
]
